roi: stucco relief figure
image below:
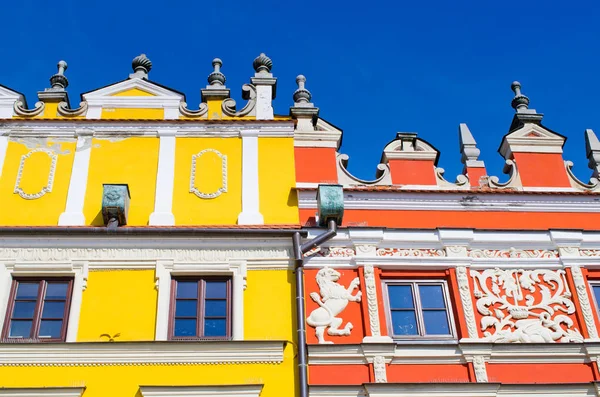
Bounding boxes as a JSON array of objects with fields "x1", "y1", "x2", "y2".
[{"x1": 307, "y1": 267, "x2": 362, "y2": 344}]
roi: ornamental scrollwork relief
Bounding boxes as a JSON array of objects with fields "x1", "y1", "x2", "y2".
[
  {"x1": 580, "y1": 250, "x2": 600, "y2": 257},
  {"x1": 376, "y1": 248, "x2": 446, "y2": 257},
  {"x1": 373, "y1": 355, "x2": 387, "y2": 383},
  {"x1": 306, "y1": 267, "x2": 362, "y2": 344},
  {"x1": 189, "y1": 149, "x2": 227, "y2": 199},
  {"x1": 468, "y1": 248, "x2": 558, "y2": 259},
  {"x1": 455, "y1": 266, "x2": 478, "y2": 339},
  {"x1": 472, "y1": 356, "x2": 488, "y2": 383},
  {"x1": 363, "y1": 264, "x2": 382, "y2": 338},
  {"x1": 470, "y1": 268, "x2": 583, "y2": 343},
  {"x1": 570, "y1": 266, "x2": 599, "y2": 339},
  {"x1": 13, "y1": 148, "x2": 57, "y2": 200}
]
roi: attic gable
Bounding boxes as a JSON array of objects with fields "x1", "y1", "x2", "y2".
[
  {"x1": 0, "y1": 84, "x2": 25, "y2": 118},
  {"x1": 500, "y1": 123, "x2": 566, "y2": 157}
]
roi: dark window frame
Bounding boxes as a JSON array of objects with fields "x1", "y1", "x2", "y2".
[
  {"x1": 1, "y1": 278, "x2": 73, "y2": 343},
  {"x1": 168, "y1": 276, "x2": 232, "y2": 340},
  {"x1": 383, "y1": 279, "x2": 456, "y2": 340}
]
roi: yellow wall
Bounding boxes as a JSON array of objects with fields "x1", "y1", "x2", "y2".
[
  {"x1": 258, "y1": 138, "x2": 298, "y2": 224},
  {"x1": 83, "y1": 137, "x2": 159, "y2": 226},
  {"x1": 0, "y1": 138, "x2": 75, "y2": 225},
  {"x1": 77, "y1": 270, "x2": 157, "y2": 342},
  {"x1": 173, "y1": 137, "x2": 242, "y2": 225}
]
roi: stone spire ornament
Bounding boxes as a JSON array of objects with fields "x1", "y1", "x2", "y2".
[
  {"x1": 510, "y1": 81, "x2": 530, "y2": 112},
  {"x1": 50, "y1": 61, "x2": 68, "y2": 89},
  {"x1": 585, "y1": 129, "x2": 600, "y2": 179},
  {"x1": 130, "y1": 54, "x2": 152, "y2": 79},
  {"x1": 207, "y1": 58, "x2": 226, "y2": 86},
  {"x1": 253, "y1": 53, "x2": 273, "y2": 74},
  {"x1": 459, "y1": 123, "x2": 483, "y2": 167},
  {"x1": 293, "y1": 75, "x2": 311, "y2": 104},
  {"x1": 37, "y1": 60, "x2": 70, "y2": 106}
]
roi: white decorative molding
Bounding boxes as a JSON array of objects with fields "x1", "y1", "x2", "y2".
[
  {"x1": 305, "y1": 247, "x2": 356, "y2": 258},
  {"x1": 455, "y1": 265, "x2": 478, "y2": 339},
  {"x1": 362, "y1": 264, "x2": 392, "y2": 343},
  {"x1": 372, "y1": 355, "x2": 387, "y2": 383},
  {"x1": 58, "y1": 135, "x2": 92, "y2": 225},
  {"x1": 485, "y1": 159, "x2": 522, "y2": 190},
  {"x1": 434, "y1": 167, "x2": 470, "y2": 190},
  {"x1": 179, "y1": 102, "x2": 208, "y2": 118},
  {"x1": 471, "y1": 268, "x2": 583, "y2": 343},
  {"x1": 0, "y1": 132, "x2": 8, "y2": 180},
  {"x1": 0, "y1": 341, "x2": 284, "y2": 366},
  {"x1": 155, "y1": 261, "x2": 247, "y2": 341},
  {"x1": 140, "y1": 385, "x2": 263, "y2": 397},
  {"x1": 571, "y1": 265, "x2": 599, "y2": 338},
  {"x1": 222, "y1": 84, "x2": 257, "y2": 117},
  {"x1": 307, "y1": 267, "x2": 362, "y2": 344},
  {"x1": 377, "y1": 248, "x2": 446, "y2": 257},
  {"x1": 13, "y1": 100, "x2": 45, "y2": 117},
  {"x1": 13, "y1": 148, "x2": 57, "y2": 199},
  {"x1": 565, "y1": 160, "x2": 600, "y2": 192},
  {"x1": 0, "y1": 260, "x2": 88, "y2": 342},
  {"x1": 238, "y1": 129, "x2": 264, "y2": 225},
  {"x1": 468, "y1": 248, "x2": 558, "y2": 259},
  {"x1": 57, "y1": 101, "x2": 88, "y2": 117},
  {"x1": 0, "y1": 388, "x2": 85, "y2": 397},
  {"x1": 190, "y1": 149, "x2": 228, "y2": 199},
  {"x1": 472, "y1": 356, "x2": 488, "y2": 382},
  {"x1": 336, "y1": 153, "x2": 392, "y2": 187},
  {"x1": 580, "y1": 249, "x2": 600, "y2": 257},
  {"x1": 149, "y1": 131, "x2": 176, "y2": 225}
]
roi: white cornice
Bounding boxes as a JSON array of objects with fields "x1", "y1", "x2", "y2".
[
  {"x1": 139, "y1": 385, "x2": 263, "y2": 397},
  {"x1": 0, "y1": 341, "x2": 284, "y2": 366},
  {"x1": 0, "y1": 388, "x2": 85, "y2": 397}
]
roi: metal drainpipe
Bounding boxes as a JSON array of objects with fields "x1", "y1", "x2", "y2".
[{"x1": 293, "y1": 219, "x2": 338, "y2": 397}]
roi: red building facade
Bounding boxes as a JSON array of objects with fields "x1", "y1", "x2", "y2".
[{"x1": 293, "y1": 80, "x2": 600, "y2": 396}]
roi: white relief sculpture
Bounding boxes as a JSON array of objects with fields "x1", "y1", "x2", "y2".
[
  {"x1": 472, "y1": 356, "x2": 488, "y2": 382},
  {"x1": 455, "y1": 266, "x2": 478, "y2": 339},
  {"x1": 364, "y1": 264, "x2": 382, "y2": 338},
  {"x1": 305, "y1": 247, "x2": 356, "y2": 258},
  {"x1": 570, "y1": 265, "x2": 599, "y2": 339},
  {"x1": 470, "y1": 268, "x2": 583, "y2": 343},
  {"x1": 307, "y1": 267, "x2": 362, "y2": 344},
  {"x1": 189, "y1": 149, "x2": 227, "y2": 199},
  {"x1": 468, "y1": 248, "x2": 558, "y2": 259},
  {"x1": 580, "y1": 250, "x2": 600, "y2": 257},
  {"x1": 13, "y1": 148, "x2": 57, "y2": 200},
  {"x1": 373, "y1": 355, "x2": 387, "y2": 383},
  {"x1": 376, "y1": 248, "x2": 446, "y2": 257}
]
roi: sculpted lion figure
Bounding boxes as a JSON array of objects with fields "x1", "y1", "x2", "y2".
[{"x1": 306, "y1": 267, "x2": 362, "y2": 344}]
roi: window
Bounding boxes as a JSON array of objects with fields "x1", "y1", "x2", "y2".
[
  {"x1": 590, "y1": 283, "x2": 600, "y2": 313},
  {"x1": 385, "y1": 280, "x2": 455, "y2": 338},
  {"x1": 2, "y1": 278, "x2": 73, "y2": 342},
  {"x1": 169, "y1": 277, "x2": 231, "y2": 339}
]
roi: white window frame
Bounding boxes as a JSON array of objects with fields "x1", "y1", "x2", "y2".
[
  {"x1": 154, "y1": 260, "x2": 246, "y2": 341},
  {"x1": 382, "y1": 279, "x2": 456, "y2": 340},
  {"x1": 0, "y1": 261, "x2": 88, "y2": 343},
  {"x1": 140, "y1": 385, "x2": 262, "y2": 397},
  {"x1": 588, "y1": 281, "x2": 600, "y2": 315}
]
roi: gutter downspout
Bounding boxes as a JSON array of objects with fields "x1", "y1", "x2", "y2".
[{"x1": 293, "y1": 219, "x2": 338, "y2": 397}]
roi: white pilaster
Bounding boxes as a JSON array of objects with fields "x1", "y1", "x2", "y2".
[
  {"x1": 58, "y1": 134, "x2": 93, "y2": 226},
  {"x1": 149, "y1": 130, "x2": 176, "y2": 225},
  {"x1": 0, "y1": 131, "x2": 9, "y2": 180},
  {"x1": 237, "y1": 130, "x2": 264, "y2": 225},
  {"x1": 231, "y1": 263, "x2": 246, "y2": 341},
  {"x1": 0, "y1": 263, "x2": 12, "y2": 335},
  {"x1": 154, "y1": 260, "x2": 173, "y2": 341},
  {"x1": 65, "y1": 261, "x2": 88, "y2": 343},
  {"x1": 255, "y1": 85, "x2": 274, "y2": 120}
]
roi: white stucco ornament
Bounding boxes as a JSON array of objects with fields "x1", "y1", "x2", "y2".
[{"x1": 307, "y1": 267, "x2": 362, "y2": 344}]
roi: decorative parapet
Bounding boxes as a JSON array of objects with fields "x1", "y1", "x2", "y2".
[
  {"x1": 336, "y1": 153, "x2": 391, "y2": 186},
  {"x1": 565, "y1": 129, "x2": 600, "y2": 192}
]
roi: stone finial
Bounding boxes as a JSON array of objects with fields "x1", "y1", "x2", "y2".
[
  {"x1": 207, "y1": 58, "x2": 226, "y2": 86},
  {"x1": 459, "y1": 123, "x2": 483, "y2": 166},
  {"x1": 293, "y1": 75, "x2": 312, "y2": 104},
  {"x1": 511, "y1": 81, "x2": 530, "y2": 112},
  {"x1": 130, "y1": 54, "x2": 152, "y2": 79},
  {"x1": 50, "y1": 60, "x2": 68, "y2": 89},
  {"x1": 253, "y1": 53, "x2": 273, "y2": 74},
  {"x1": 585, "y1": 129, "x2": 600, "y2": 178}
]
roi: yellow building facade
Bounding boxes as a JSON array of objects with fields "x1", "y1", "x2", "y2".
[{"x1": 0, "y1": 54, "x2": 307, "y2": 397}]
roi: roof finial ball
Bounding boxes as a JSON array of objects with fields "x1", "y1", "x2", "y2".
[
  {"x1": 511, "y1": 80, "x2": 530, "y2": 112},
  {"x1": 293, "y1": 75, "x2": 312, "y2": 104},
  {"x1": 208, "y1": 58, "x2": 226, "y2": 86},
  {"x1": 132, "y1": 54, "x2": 152, "y2": 76},
  {"x1": 253, "y1": 53, "x2": 273, "y2": 74},
  {"x1": 50, "y1": 60, "x2": 68, "y2": 90}
]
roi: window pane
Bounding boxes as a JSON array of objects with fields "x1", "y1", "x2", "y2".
[
  {"x1": 39, "y1": 320, "x2": 63, "y2": 338},
  {"x1": 12, "y1": 301, "x2": 36, "y2": 319},
  {"x1": 391, "y1": 310, "x2": 418, "y2": 335},
  {"x1": 205, "y1": 281, "x2": 227, "y2": 299},
  {"x1": 419, "y1": 285, "x2": 446, "y2": 309},
  {"x1": 594, "y1": 286, "x2": 600, "y2": 309},
  {"x1": 204, "y1": 318, "x2": 227, "y2": 337},
  {"x1": 205, "y1": 300, "x2": 227, "y2": 317},
  {"x1": 176, "y1": 281, "x2": 198, "y2": 299},
  {"x1": 45, "y1": 283, "x2": 69, "y2": 300},
  {"x1": 9, "y1": 320, "x2": 32, "y2": 338},
  {"x1": 42, "y1": 301, "x2": 66, "y2": 319},
  {"x1": 388, "y1": 285, "x2": 414, "y2": 309},
  {"x1": 16, "y1": 283, "x2": 39, "y2": 299},
  {"x1": 423, "y1": 310, "x2": 451, "y2": 335},
  {"x1": 174, "y1": 319, "x2": 197, "y2": 337},
  {"x1": 175, "y1": 300, "x2": 197, "y2": 317}
]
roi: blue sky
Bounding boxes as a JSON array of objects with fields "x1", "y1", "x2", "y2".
[{"x1": 2, "y1": 1, "x2": 599, "y2": 181}]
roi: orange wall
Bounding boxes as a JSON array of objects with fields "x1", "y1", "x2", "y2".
[
  {"x1": 387, "y1": 364, "x2": 470, "y2": 383},
  {"x1": 465, "y1": 166, "x2": 487, "y2": 187},
  {"x1": 294, "y1": 147, "x2": 338, "y2": 183},
  {"x1": 309, "y1": 365, "x2": 370, "y2": 385},
  {"x1": 513, "y1": 152, "x2": 571, "y2": 187},
  {"x1": 389, "y1": 159, "x2": 436, "y2": 185},
  {"x1": 487, "y1": 363, "x2": 595, "y2": 383},
  {"x1": 301, "y1": 209, "x2": 600, "y2": 230}
]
